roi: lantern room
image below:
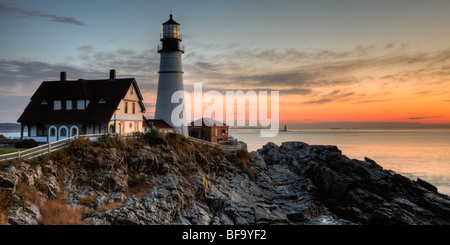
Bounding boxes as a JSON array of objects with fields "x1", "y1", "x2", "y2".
[{"x1": 162, "y1": 14, "x2": 181, "y2": 40}]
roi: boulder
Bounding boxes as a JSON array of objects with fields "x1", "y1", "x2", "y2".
[
  {"x1": 8, "y1": 204, "x2": 40, "y2": 225},
  {"x1": 416, "y1": 178, "x2": 438, "y2": 193},
  {"x1": 0, "y1": 166, "x2": 19, "y2": 193},
  {"x1": 45, "y1": 176, "x2": 60, "y2": 198},
  {"x1": 94, "y1": 169, "x2": 128, "y2": 192}
]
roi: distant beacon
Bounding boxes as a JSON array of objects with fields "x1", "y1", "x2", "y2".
[{"x1": 154, "y1": 14, "x2": 188, "y2": 136}]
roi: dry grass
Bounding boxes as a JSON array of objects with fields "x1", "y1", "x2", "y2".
[
  {"x1": 127, "y1": 177, "x2": 157, "y2": 199},
  {"x1": 0, "y1": 212, "x2": 7, "y2": 225},
  {"x1": 38, "y1": 197, "x2": 85, "y2": 225},
  {"x1": 77, "y1": 195, "x2": 95, "y2": 206},
  {"x1": 227, "y1": 149, "x2": 256, "y2": 179},
  {"x1": 82, "y1": 200, "x2": 123, "y2": 218},
  {"x1": 94, "y1": 201, "x2": 123, "y2": 213},
  {"x1": 0, "y1": 191, "x2": 12, "y2": 225}
]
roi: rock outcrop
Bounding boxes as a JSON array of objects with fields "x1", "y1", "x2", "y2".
[
  {"x1": 257, "y1": 141, "x2": 450, "y2": 225},
  {"x1": 1, "y1": 138, "x2": 449, "y2": 225}
]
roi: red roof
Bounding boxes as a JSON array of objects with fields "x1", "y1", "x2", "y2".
[
  {"x1": 143, "y1": 116, "x2": 173, "y2": 129},
  {"x1": 18, "y1": 78, "x2": 145, "y2": 123},
  {"x1": 189, "y1": 118, "x2": 228, "y2": 127}
]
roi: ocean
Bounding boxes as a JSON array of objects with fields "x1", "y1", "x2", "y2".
[
  {"x1": 230, "y1": 129, "x2": 450, "y2": 196},
  {"x1": 2, "y1": 130, "x2": 450, "y2": 196}
]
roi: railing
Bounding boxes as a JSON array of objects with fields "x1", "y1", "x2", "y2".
[
  {"x1": 188, "y1": 136, "x2": 243, "y2": 152},
  {"x1": 0, "y1": 134, "x2": 106, "y2": 163},
  {"x1": 157, "y1": 44, "x2": 185, "y2": 53}
]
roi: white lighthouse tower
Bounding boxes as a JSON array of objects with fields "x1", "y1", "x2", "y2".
[{"x1": 154, "y1": 14, "x2": 188, "y2": 135}]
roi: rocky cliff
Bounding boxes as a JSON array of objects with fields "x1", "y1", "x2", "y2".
[{"x1": 1, "y1": 133, "x2": 449, "y2": 225}]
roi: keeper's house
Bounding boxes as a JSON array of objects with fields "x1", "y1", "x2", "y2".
[
  {"x1": 188, "y1": 118, "x2": 229, "y2": 143},
  {"x1": 17, "y1": 70, "x2": 146, "y2": 143}
]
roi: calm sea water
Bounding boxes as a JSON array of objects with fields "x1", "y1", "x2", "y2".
[
  {"x1": 230, "y1": 129, "x2": 450, "y2": 196},
  {"x1": 2, "y1": 130, "x2": 450, "y2": 196}
]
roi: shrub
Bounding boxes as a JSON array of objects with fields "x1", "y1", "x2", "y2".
[
  {"x1": 0, "y1": 134, "x2": 6, "y2": 140},
  {"x1": 78, "y1": 195, "x2": 95, "y2": 206},
  {"x1": 74, "y1": 174, "x2": 90, "y2": 187},
  {"x1": 15, "y1": 139, "x2": 38, "y2": 148},
  {"x1": 34, "y1": 179, "x2": 49, "y2": 194},
  {"x1": 68, "y1": 137, "x2": 94, "y2": 154},
  {"x1": 95, "y1": 134, "x2": 117, "y2": 148},
  {"x1": 140, "y1": 130, "x2": 167, "y2": 146}
]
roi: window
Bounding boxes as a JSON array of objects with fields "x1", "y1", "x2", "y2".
[
  {"x1": 98, "y1": 99, "x2": 106, "y2": 104},
  {"x1": 54, "y1": 100, "x2": 61, "y2": 110},
  {"x1": 50, "y1": 128, "x2": 56, "y2": 136},
  {"x1": 125, "y1": 102, "x2": 128, "y2": 113},
  {"x1": 77, "y1": 100, "x2": 84, "y2": 110},
  {"x1": 71, "y1": 127, "x2": 77, "y2": 137},
  {"x1": 215, "y1": 129, "x2": 218, "y2": 137},
  {"x1": 130, "y1": 86, "x2": 133, "y2": 95},
  {"x1": 41, "y1": 100, "x2": 48, "y2": 105},
  {"x1": 129, "y1": 122, "x2": 132, "y2": 129},
  {"x1": 60, "y1": 128, "x2": 67, "y2": 137},
  {"x1": 132, "y1": 103, "x2": 135, "y2": 114},
  {"x1": 66, "y1": 100, "x2": 72, "y2": 110},
  {"x1": 37, "y1": 124, "x2": 47, "y2": 136},
  {"x1": 135, "y1": 122, "x2": 139, "y2": 132}
]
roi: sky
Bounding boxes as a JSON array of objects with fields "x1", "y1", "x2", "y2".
[{"x1": 1, "y1": 0, "x2": 450, "y2": 128}]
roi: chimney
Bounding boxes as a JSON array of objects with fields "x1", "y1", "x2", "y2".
[
  {"x1": 109, "y1": 69, "x2": 116, "y2": 80},
  {"x1": 60, "y1": 71, "x2": 67, "y2": 81}
]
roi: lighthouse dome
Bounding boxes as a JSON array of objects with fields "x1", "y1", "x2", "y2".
[{"x1": 163, "y1": 14, "x2": 180, "y2": 25}]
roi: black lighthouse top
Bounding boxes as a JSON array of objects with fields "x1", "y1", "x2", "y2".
[
  {"x1": 163, "y1": 14, "x2": 179, "y2": 25},
  {"x1": 158, "y1": 14, "x2": 184, "y2": 53}
]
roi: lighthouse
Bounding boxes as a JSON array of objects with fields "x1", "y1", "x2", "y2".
[{"x1": 154, "y1": 14, "x2": 188, "y2": 135}]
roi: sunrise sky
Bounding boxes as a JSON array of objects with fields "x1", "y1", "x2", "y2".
[{"x1": 1, "y1": 0, "x2": 450, "y2": 128}]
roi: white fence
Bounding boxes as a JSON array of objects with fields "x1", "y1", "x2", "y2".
[{"x1": 0, "y1": 134, "x2": 103, "y2": 162}]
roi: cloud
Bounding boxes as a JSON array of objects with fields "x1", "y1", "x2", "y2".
[
  {"x1": 0, "y1": 3, "x2": 85, "y2": 26},
  {"x1": 194, "y1": 62, "x2": 218, "y2": 70},
  {"x1": 408, "y1": 116, "x2": 443, "y2": 120},
  {"x1": 144, "y1": 103, "x2": 156, "y2": 108},
  {"x1": 76, "y1": 48, "x2": 159, "y2": 75},
  {"x1": 355, "y1": 99, "x2": 392, "y2": 104},
  {"x1": 77, "y1": 45, "x2": 93, "y2": 53},
  {"x1": 183, "y1": 44, "x2": 450, "y2": 105},
  {"x1": 303, "y1": 90, "x2": 354, "y2": 105},
  {"x1": 0, "y1": 59, "x2": 109, "y2": 96}
]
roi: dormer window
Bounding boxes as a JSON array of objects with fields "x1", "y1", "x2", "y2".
[
  {"x1": 54, "y1": 100, "x2": 61, "y2": 110},
  {"x1": 41, "y1": 100, "x2": 48, "y2": 105},
  {"x1": 98, "y1": 99, "x2": 106, "y2": 104}
]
